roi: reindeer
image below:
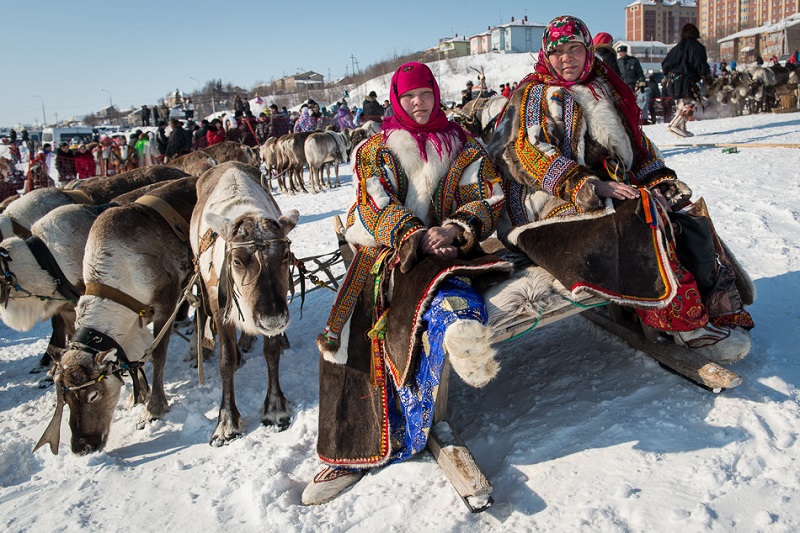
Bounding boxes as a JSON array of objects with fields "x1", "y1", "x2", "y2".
[
  {"x1": 203, "y1": 140, "x2": 258, "y2": 165},
  {"x1": 304, "y1": 131, "x2": 350, "y2": 192},
  {"x1": 34, "y1": 177, "x2": 199, "y2": 455},
  {"x1": 167, "y1": 150, "x2": 219, "y2": 176},
  {"x1": 451, "y1": 95, "x2": 508, "y2": 144},
  {"x1": 0, "y1": 203, "x2": 105, "y2": 366},
  {"x1": 190, "y1": 162, "x2": 299, "y2": 445},
  {"x1": 285, "y1": 132, "x2": 314, "y2": 194},
  {"x1": 259, "y1": 137, "x2": 279, "y2": 192},
  {"x1": 0, "y1": 166, "x2": 188, "y2": 370}
]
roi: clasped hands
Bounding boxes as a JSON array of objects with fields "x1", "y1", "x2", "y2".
[
  {"x1": 594, "y1": 180, "x2": 671, "y2": 211},
  {"x1": 420, "y1": 224, "x2": 460, "y2": 258}
]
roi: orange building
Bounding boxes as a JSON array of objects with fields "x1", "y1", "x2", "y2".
[
  {"x1": 625, "y1": 1, "x2": 699, "y2": 44},
  {"x1": 698, "y1": 0, "x2": 800, "y2": 58}
]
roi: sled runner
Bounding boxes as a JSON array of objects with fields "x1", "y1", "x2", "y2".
[{"x1": 331, "y1": 216, "x2": 744, "y2": 512}]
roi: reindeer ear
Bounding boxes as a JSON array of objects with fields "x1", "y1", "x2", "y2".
[
  {"x1": 278, "y1": 210, "x2": 299, "y2": 235},
  {"x1": 204, "y1": 212, "x2": 234, "y2": 240},
  {"x1": 96, "y1": 348, "x2": 118, "y2": 367}
]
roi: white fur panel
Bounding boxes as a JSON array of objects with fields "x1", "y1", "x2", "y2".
[
  {"x1": 385, "y1": 129, "x2": 459, "y2": 226},
  {"x1": 569, "y1": 83, "x2": 634, "y2": 168},
  {"x1": 443, "y1": 320, "x2": 499, "y2": 388},
  {"x1": 321, "y1": 317, "x2": 351, "y2": 365}
]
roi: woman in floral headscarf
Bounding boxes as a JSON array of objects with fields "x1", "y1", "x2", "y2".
[
  {"x1": 488, "y1": 16, "x2": 754, "y2": 365},
  {"x1": 302, "y1": 61, "x2": 507, "y2": 506}
]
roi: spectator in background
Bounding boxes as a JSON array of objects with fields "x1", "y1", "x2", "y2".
[
  {"x1": 502, "y1": 83, "x2": 511, "y2": 98},
  {"x1": 336, "y1": 103, "x2": 356, "y2": 131},
  {"x1": 141, "y1": 105, "x2": 151, "y2": 127},
  {"x1": 193, "y1": 119, "x2": 210, "y2": 150},
  {"x1": 165, "y1": 118, "x2": 192, "y2": 161},
  {"x1": 593, "y1": 32, "x2": 623, "y2": 77},
  {"x1": 234, "y1": 94, "x2": 246, "y2": 115},
  {"x1": 267, "y1": 104, "x2": 291, "y2": 138},
  {"x1": 152, "y1": 104, "x2": 160, "y2": 125},
  {"x1": 293, "y1": 105, "x2": 318, "y2": 132},
  {"x1": 662, "y1": 23, "x2": 710, "y2": 137},
  {"x1": 383, "y1": 99, "x2": 394, "y2": 117},
  {"x1": 255, "y1": 112, "x2": 270, "y2": 144},
  {"x1": 617, "y1": 44, "x2": 645, "y2": 91},
  {"x1": 361, "y1": 91, "x2": 384, "y2": 122},
  {"x1": 206, "y1": 119, "x2": 225, "y2": 147},
  {"x1": 636, "y1": 81, "x2": 651, "y2": 124},
  {"x1": 55, "y1": 142, "x2": 76, "y2": 183},
  {"x1": 155, "y1": 121, "x2": 169, "y2": 163},
  {"x1": 184, "y1": 97, "x2": 195, "y2": 120},
  {"x1": 73, "y1": 143, "x2": 95, "y2": 179},
  {"x1": 239, "y1": 111, "x2": 259, "y2": 147},
  {"x1": 462, "y1": 80, "x2": 474, "y2": 105}
]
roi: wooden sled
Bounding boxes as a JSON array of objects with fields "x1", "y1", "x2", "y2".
[{"x1": 332, "y1": 217, "x2": 743, "y2": 512}]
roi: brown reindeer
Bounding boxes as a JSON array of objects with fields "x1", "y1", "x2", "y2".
[
  {"x1": 34, "y1": 177, "x2": 198, "y2": 454},
  {"x1": 191, "y1": 162, "x2": 299, "y2": 445}
]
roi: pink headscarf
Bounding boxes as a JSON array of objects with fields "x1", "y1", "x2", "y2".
[{"x1": 382, "y1": 62, "x2": 465, "y2": 161}]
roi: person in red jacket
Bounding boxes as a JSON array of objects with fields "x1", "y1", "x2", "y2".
[
  {"x1": 73, "y1": 143, "x2": 96, "y2": 179},
  {"x1": 206, "y1": 119, "x2": 225, "y2": 147}
]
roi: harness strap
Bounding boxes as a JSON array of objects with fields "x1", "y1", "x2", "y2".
[
  {"x1": 12, "y1": 220, "x2": 31, "y2": 239},
  {"x1": 326, "y1": 132, "x2": 345, "y2": 163},
  {"x1": 25, "y1": 236, "x2": 83, "y2": 302},
  {"x1": 136, "y1": 194, "x2": 190, "y2": 243},
  {"x1": 70, "y1": 327, "x2": 148, "y2": 404},
  {"x1": 84, "y1": 281, "x2": 155, "y2": 319},
  {"x1": 60, "y1": 189, "x2": 94, "y2": 205}
]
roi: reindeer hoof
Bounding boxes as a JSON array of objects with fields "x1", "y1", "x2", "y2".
[
  {"x1": 209, "y1": 432, "x2": 242, "y2": 447},
  {"x1": 262, "y1": 415, "x2": 291, "y2": 431},
  {"x1": 37, "y1": 374, "x2": 54, "y2": 388}
]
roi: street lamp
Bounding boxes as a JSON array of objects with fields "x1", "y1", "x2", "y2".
[
  {"x1": 100, "y1": 88, "x2": 113, "y2": 108},
  {"x1": 32, "y1": 95, "x2": 47, "y2": 126}
]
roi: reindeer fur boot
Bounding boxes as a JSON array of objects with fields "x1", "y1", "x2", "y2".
[{"x1": 443, "y1": 319, "x2": 499, "y2": 388}]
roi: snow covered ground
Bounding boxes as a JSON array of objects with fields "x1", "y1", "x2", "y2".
[{"x1": 1, "y1": 109, "x2": 799, "y2": 531}]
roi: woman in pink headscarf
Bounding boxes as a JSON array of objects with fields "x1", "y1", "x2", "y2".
[{"x1": 302, "y1": 62, "x2": 507, "y2": 505}]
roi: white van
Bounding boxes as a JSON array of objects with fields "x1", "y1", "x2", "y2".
[{"x1": 42, "y1": 126, "x2": 94, "y2": 148}]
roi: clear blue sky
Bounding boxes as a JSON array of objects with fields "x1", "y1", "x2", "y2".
[{"x1": 1, "y1": 0, "x2": 634, "y2": 127}]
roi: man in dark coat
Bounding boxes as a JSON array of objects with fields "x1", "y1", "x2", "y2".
[
  {"x1": 361, "y1": 91, "x2": 384, "y2": 122},
  {"x1": 165, "y1": 118, "x2": 192, "y2": 161},
  {"x1": 662, "y1": 23, "x2": 710, "y2": 137},
  {"x1": 617, "y1": 45, "x2": 645, "y2": 91},
  {"x1": 141, "y1": 105, "x2": 151, "y2": 127}
]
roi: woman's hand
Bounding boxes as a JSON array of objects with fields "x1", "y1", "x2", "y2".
[
  {"x1": 421, "y1": 224, "x2": 460, "y2": 256},
  {"x1": 594, "y1": 180, "x2": 641, "y2": 201}
]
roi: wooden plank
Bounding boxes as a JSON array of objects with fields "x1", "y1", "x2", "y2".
[
  {"x1": 429, "y1": 359, "x2": 493, "y2": 512},
  {"x1": 660, "y1": 141, "x2": 800, "y2": 149},
  {"x1": 428, "y1": 421, "x2": 494, "y2": 512},
  {"x1": 583, "y1": 309, "x2": 742, "y2": 391}
]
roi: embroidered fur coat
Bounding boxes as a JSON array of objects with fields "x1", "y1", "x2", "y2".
[
  {"x1": 316, "y1": 128, "x2": 508, "y2": 467},
  {"x1": 487, "y1": 74, "x2": 695, "y2": 306}
]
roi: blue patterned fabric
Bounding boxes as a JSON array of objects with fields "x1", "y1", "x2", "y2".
[{"x1": 387, "y1": 277, "x2": 488, "y2": 464}]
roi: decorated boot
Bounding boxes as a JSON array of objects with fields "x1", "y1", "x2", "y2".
[{"x1": 301, "y1": 465, "x2": 365, "y2": 505}]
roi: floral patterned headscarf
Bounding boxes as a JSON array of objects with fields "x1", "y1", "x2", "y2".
[{"x1": 537, "y1": 15, "x2": 596, "y2": 85}]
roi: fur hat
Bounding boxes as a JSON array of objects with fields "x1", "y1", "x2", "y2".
[
  {"x1": 368, "y1": 91, "x2": 377, "y2": 98},
  {"x1": 617, "y1": 44, "x2": 628, "y2": 52}
]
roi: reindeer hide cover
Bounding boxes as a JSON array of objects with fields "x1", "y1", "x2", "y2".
[
  {"x1": 507, "y1": 197, "x2": 678, "y2": 308},
  {"x1": 317, "y1": 253, "x2": 510, "y2": 468}
]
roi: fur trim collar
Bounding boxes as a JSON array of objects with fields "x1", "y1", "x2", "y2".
[
  {"x1": 563, "y1": 81, "x2": 635, "y2": 168},
  {"x1": 385, "y1": 129, "x2": 462, "y2": 226}
]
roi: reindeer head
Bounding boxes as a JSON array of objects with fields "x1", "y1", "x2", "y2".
[
  {"x1": 35, "y1": 346, "x2": 125, "y2": 455},
  {"x1": 205, "y1": 209, "x2": 299, "y2": 336}
]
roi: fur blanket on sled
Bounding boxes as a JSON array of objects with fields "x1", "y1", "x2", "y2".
[{"x1": 506, "y1": 197, "x2": 680, "y2": 309}]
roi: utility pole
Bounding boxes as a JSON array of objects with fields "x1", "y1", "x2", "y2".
[
  {"x1": 33, "y1": 95, "x2": 47, "y2": 126},
  {"x1": 350, "y1": 55, "x2": 359, "y2": 77}
]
